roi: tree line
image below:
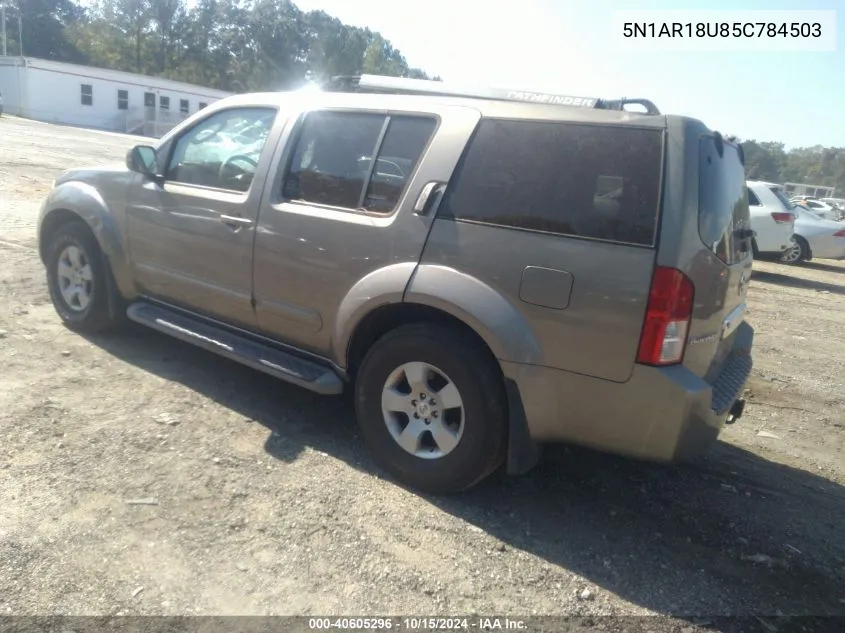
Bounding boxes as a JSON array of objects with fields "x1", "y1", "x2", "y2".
[
  {"x1": 8, "y1": 2, "x2": 841, "y2": 193},
  {"x1": 7, "y1": 0, "x2": 438, "y2": 93},
  {"x1": 741, "y1": 140, "x2": 845, "y2": 195}
]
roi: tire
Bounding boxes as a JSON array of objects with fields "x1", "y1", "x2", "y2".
[
  {"x1": 354, "y1": 322, "x2": 508, "y2": 494},
  {"x1": 780, "y1": 236, "x2": 810, "y2": 265},
  {"x1": 45, "y1": 220, "x2": 122, "y2": 332}
]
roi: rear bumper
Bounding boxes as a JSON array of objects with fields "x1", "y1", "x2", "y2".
[
  {"x1": 501, "y1": 321, "x2": 754, "y2": 462},
  {"x1": 755, "y1": 228, "x2": 794, "y2": 255}
]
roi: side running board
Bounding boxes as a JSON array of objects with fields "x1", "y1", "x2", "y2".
[{"x1": 126, "y1": 302, "x2": 344, "y2": 395}]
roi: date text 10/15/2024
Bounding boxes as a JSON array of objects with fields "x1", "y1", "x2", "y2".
[{"x1": 308, "y1": 618, "x2": 528, "y2": 630}]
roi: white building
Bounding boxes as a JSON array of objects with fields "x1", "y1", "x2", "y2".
[
  {"x1": 0, "y1": 56, "x2": 232, "y2": 136},
  {"x1": 783, "y1": 182, "x2": 836, "y2": 199}
]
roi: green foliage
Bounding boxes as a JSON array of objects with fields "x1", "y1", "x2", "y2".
[
  {"x1": 13, "y1": 0, "x2": 437, "y2": 92},
  {"x1": 4, "y1": 0, "x2": 86, "y2": 61},
  {"x1": 741, "y1": 138, "x2": 845, "y2": 194}
]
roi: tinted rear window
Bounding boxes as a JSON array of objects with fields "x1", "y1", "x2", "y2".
[
  {"x1": 699, "y1": 138, "x2": 751, "y2": 265},
  {"x1": 769, "y1": 186, "x2": 794, "y2": 211},
  {"x1": 439, "y1": 119, "x2": 664, "y2": 246}
]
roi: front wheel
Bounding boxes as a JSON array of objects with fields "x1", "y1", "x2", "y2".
[
  {"x1": 780, "y1": 236, "x2": 810, "y2": 265},
  {"x1": 45, "y1": 220, "x2": 122, "y2": 332},
  {"x1": 354, "y1": 323, "x2": 508, "y2": 494}
]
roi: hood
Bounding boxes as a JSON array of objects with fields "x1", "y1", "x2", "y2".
[{"x1": 54, "y1": 163, "x2": 128, "y2": 186}]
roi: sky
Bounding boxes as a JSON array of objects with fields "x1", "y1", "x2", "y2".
[{"x1": 289, "y1": 0, "x2": 843, "y2": 149}]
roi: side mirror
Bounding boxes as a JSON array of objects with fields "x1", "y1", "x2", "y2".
[{"x1": 126, "y1": 145, "x2": 160, "y2": 179}]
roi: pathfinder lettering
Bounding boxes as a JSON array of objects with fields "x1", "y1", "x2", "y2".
[{"x1": 505, "y1": 91, "x2": 596, "y2": 107}]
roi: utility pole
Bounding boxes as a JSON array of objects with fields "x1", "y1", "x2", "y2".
[
  {"x1": 0, "y1": 2, "x2": 21, "y2": 57},
  {"x1": 1, "y1": 4, "x2": 7, "y2": 58}
]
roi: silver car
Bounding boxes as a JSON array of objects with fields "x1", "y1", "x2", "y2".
[
  {"x1": 782, "y1": 205, "x2": 845, "y2": 264},
  {"x1": 36, "y1": 75, "x2": 755, "y2": 493}
]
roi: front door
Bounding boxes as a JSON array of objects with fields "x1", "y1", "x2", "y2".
[
  {"x1": 252, "y1": 104, "x2": 482, "y2": 359},
  {"x1": 126, "y1": 105, "x2": 279, "y2": 328}
]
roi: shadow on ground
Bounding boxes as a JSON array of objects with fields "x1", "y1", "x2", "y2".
[
  {"x1": 802, "y1": 261, "x2": 845, "y2": 275},
  {"x1": 85, "y1": 324, "x2": 845, "y2": 625},
  {"x1": 751, "y1": 270, "x2": 845, "y2": 295}
]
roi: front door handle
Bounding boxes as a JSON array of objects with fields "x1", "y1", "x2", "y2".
[{"x1": 220, "y1": 214, "x2": 253, "y2": 229}]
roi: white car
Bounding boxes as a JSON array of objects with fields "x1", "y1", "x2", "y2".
[
  {"x1": 746, "y1": 180, "x2": 796, "y2": 257},
  {"x1": 781, "y1": 206, "x2": 845, "y2": 264},
  {"x1": 819, "y1": 197, "x2": 845, "y2": 210},
  {"x1": 793, "y1": 198, "x2": 841, "y2": 222}
]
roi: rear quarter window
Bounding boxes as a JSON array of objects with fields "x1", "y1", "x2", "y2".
[
  {"x1": 439, "y1": 119, "x2": 664, "y2": 246},
  {"x1": 698, "y1": 138, "x2": 750, "y2": 265},
  {"x1": 769, "y1": 186, "x2": 794, "y2": 211}
]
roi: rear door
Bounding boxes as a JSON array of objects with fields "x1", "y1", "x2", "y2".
[
  {"x1": 682, "y1": 135, "x2": 753, "y2": 381},
  {"x1": 251, "y1": 104, "x2": 482, "y2": 358}
]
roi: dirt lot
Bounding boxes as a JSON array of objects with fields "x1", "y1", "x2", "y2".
[{"x1": 0, "y1": 116, "x2": 843, "y2": 628}]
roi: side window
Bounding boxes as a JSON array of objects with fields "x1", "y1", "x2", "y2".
[
  {"x1": 80, "y1": 84, "x2": 93, "y2": 106},
  {"x1": 180, "y1": 99, "x2": 189, "y2": 114},
  {"x1": 165, "y1": 107, "x2": 277, "y2": 193},
  {"x1": 160, "y1": 96, "x2": 170, "y2": 111},
  {"x1": 144, "y1": 92, "x2": 155, "y2": 107},
  {"x1": 439, "y1": 119, "x2": 663, "y2": 246},
  {"x1": 747, "y1": 188, "x2": 761, "y2": 206},
  {"x1": 363, "y1": 116, "x2": 437, "y2": 212},
  {"x1": 117, "y1": 89, "x2": 129, "y2": 110},
  {"x1": 283, "y1": 111, "x2": 385, "y2": 209},
  {"x1": 282, "y1": 111, "x2": 436, "y2": 212}
]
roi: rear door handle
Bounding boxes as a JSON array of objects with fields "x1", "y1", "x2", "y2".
[
  {"x1": 220, "y1": 214, "x2": 253, "y2": 229},
  {"x1": 414, "y1": 181, "x2": 446, "y2": 216}
]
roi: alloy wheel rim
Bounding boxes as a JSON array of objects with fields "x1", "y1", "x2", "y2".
[
  {"x1": 781, "y1": 242, "x2": 802, "y2": 263},
  {"x1": 57, "y1": 245, "x2": 93, "y2": 312},
  {"x1": 380, "y1": 361, "x2": 465, "y2": 459}
]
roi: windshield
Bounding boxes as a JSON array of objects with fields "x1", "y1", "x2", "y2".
[{"x1": 769, "y1": 186, "x2": 795, "y2": 211}]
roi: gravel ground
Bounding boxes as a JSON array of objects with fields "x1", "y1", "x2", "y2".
[{"x1": 1, "y1": 116, "x2": 844, "y2": 631}]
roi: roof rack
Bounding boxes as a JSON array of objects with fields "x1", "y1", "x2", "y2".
[{"x1": 322, "y1": 74, "x2": 661, "y2": 115}]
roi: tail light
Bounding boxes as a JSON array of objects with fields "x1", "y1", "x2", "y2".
[
  {"x1": 834, "y1": 230, "x2": 845, "y2": 237},
  {"x1": 771, "y1": 212, "x2": 794, "y2": 223},
  {"x1": 636, "y1": 267, "x2": 695, "y2": 366}
]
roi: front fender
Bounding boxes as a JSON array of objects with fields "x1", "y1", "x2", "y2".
[
  {"x1": 38, "y1": 180, "x2": 135, "y2": 299},
  {"x1": 404, "y1": 264, "x2": 543, "y2": 365}
]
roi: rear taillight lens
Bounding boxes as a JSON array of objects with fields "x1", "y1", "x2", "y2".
[
  {"x1": 834, "y1": 230, "x2": 845, "y2": 237},
  {"x1": 636, "y1": 267, "x2": 695, "y2": 366},
  {"x1": 771, "y1": 212, "x2": 794, "y2": 223}
]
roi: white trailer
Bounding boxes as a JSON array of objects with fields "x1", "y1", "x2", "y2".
[{"x1": 0, "y1": 56, "x2": 231, "y2": 137}]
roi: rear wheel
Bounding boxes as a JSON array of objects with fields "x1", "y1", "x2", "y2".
[
  {"x1": 46, "y1": 220, "x2": 122, "y2": 332},
  {"x1": 354, "y1": 323, "x2": 507, "y2": 494},
  {"x1": 780, "y1": 236, "x2": 809, "y2": 265}
]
